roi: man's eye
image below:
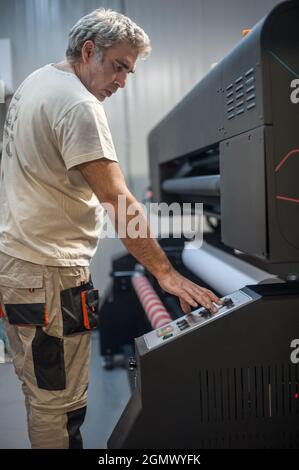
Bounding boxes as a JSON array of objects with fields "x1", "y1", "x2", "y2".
[{"x1": 115, "y1": 63, "x2": 123, "y2": 72}]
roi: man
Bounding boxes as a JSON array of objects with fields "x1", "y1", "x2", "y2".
[{"x1": 0, "y1": 9, "x2": 221, "y2": 449}]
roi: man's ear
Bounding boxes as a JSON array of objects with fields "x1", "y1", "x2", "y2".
[{"x1": 81, "y1": 40, "x2": 96, "y2": 64}]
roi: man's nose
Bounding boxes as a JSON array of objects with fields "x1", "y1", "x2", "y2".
[{"x1": 115, "y1": 73, "x2": 127, "y2": 89}]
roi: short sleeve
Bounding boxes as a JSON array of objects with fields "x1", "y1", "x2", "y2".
[{"x1": 54, "y1": 101, "x2": 118, "y2": 170}]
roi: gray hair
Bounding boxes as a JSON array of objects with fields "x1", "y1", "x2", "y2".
[{"x1": 66, "y1": 8, "x2": 151, "y2": 63}]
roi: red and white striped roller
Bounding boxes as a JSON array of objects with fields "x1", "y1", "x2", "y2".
[{"x1": 132, "y1": 274, "x2": 172, "y2": 329}]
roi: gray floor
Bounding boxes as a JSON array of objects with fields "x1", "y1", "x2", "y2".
[{"x1": 0, "y1": 332, "x2": 131, "y2": 449}]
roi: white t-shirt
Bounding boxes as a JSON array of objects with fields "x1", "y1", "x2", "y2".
[{"x1": 0, "y1": 64, "x2": 118, "y2": 266}]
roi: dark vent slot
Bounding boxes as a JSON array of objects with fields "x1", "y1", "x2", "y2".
[
  {"x1": 245, "y1": 76, "x2": 255, "y2": 86},
  {"x1": 245, "y1": 67, "x2": 254, "y2": 77},
  {"x1": 246, "y1": 85, "x2": 255, "y2": 93},
  {"x1": 246, "y1": 93, "x2": 255, "y2": 102},
  {"x1": 247, "y1": 102, "x2": 256, "y2": 110}
]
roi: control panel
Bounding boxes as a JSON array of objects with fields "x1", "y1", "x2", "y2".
[{"x1": 143, "y1": 289, "x2": 255, "y2": 350}]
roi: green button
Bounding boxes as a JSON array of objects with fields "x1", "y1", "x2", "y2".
[{"x1": 162, "y1": 333, "x2": 173, "y2": 340}]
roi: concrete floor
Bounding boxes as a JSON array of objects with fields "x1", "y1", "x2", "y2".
[{"x1": 0, "y1": 332, "x2": 130, "y2": 449}]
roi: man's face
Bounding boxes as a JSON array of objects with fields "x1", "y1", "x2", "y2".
[{"x1": 78, "y1": 40, "x2": 138, "y2": 101}]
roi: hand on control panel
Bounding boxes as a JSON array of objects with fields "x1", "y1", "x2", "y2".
[{"x1": 157, "y1": 267, "x2": 223, "y2": 314}]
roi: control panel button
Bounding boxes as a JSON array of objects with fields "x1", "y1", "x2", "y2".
[
  {"x1": 201, "y1": 308, "x2": 212, "y2": 318},
  {"x1": 162, "y1": 333, "x2": 173, "y2": 340},
  {"x1": 223, "y1": 297, "x2": 234, "y2": 308},
  {"x1": 176, "y1": 318, "x2": 190, "y2": 331},
  {"x1": 156, "y1": 325, "x2": 174, "y2": 337}
]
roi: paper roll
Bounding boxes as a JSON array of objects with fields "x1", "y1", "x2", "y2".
[
  {"x1": 182, "y1": 241, "x2": 278, "y2": 295},
  {"x1": 132, "y1": 274, "x2": 172, "y2": 329}
]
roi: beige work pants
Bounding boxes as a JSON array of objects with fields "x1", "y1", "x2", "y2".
[{"x1": 0, "y1": 251, "x2": 94, "y2": 449}]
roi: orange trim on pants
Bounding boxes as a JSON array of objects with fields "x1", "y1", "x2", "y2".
[{"x1": 0, "y1": 304, "x2": 5, "y2": 318}]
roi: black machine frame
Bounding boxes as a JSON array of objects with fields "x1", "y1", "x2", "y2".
[
  {"x1": 104, "y1": 0, "x2": 299, "y2": 449},
  {"x1": 108, "y1": 283, "x2": 299, "y2": 449}
]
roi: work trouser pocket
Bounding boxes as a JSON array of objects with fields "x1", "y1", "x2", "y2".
[
  {"x1": 0, "y1": 274, "x2": 66, "y2": 390},
  {"x1": 60, "y1": 281, "x2": 99, "y2": 335},
  {"x1": 0, "y1": 275, "x2": 48, "y2": 327}
]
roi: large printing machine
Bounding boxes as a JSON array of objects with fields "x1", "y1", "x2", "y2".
[{"x1": 102, "y1": 0, "x2": 299, "y2": 448}]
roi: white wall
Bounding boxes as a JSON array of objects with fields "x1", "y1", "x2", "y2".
[
  {"x1": 0, "y1": 38, "x2": 12, "y2": 93},
  {"x1": 0, "y1": 0, "x2": 281, "y2": 291}
]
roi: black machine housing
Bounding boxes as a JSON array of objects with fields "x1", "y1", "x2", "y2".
[
  {"x1": 106, "y1": 0, "x2": 299, "y2": 449},
  {"x1": 108, "y1": 283, "x2": 299, "y2": 449},
  {"x1": 148, "y1": 0, "x2": 299, "y2": 276}
]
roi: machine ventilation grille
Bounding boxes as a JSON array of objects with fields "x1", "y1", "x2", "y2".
[
  {"x1": 226, "y1": 67, "x2": 256, "y2": 120},
  {"x1": 198, "y1": 364, "x2": 299, "y2": 424}
]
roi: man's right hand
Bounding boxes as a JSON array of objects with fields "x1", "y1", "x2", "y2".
[{"x1": 156, "y1": 265, "x2": 222, "y2": 314}]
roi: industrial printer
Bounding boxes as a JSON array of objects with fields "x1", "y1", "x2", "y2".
[{"x1": 102, "y1": 0, "x2": 299, "y2": 448}]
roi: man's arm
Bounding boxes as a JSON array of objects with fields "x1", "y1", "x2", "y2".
[{"x1": 77, "y1": 158, "x2": 222, "y2": 313}]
